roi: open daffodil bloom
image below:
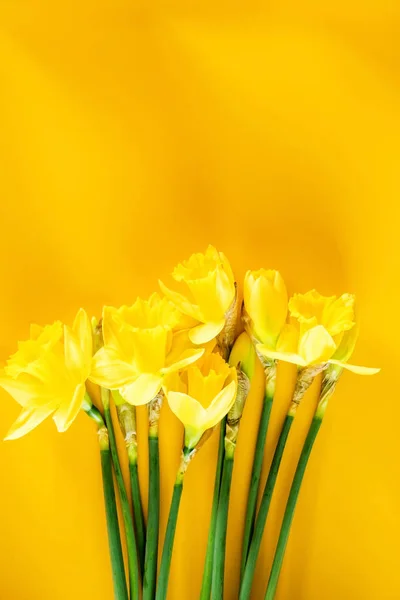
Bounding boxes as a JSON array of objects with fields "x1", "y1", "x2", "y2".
[
  {"x1": 90, "y1": 293, "x2": 205, "y2": 405},
  {"x1": 257, "y1": 289, "x2": 377, "y2": 373},
  {"x1": 0, "y1": 309, "x2": 92, "y2": 440},
  {"x1": 159, "y1": 245, "x2": 236, "y2": 345},
  {"x1": 164, "y1": 353, "x2": 237, "y2": 449}
]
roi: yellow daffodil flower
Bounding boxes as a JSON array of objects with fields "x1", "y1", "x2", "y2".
[
  {"x1": 243, "y1": 269, "x2": 288, "y2": 347},
  {"x1": 89, "y1": 293, "x2": 205, "y2": 405},
  {"x1": 0, "y1": 309, "x2": 92, "y2": 440},
  {"x1": 159, "y1": 245, "x2": 236, "y2": 345},
  {"x1": 164, "y1": 353, "x2": 237, "y2": 449},
  {"x1": 257, "y1": 289, "x2": 379, "y2": 374}
]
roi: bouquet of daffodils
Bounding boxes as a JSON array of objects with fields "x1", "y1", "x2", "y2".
[{"x1": 1, "y1": 246, "x2": 379, "y2": 600}]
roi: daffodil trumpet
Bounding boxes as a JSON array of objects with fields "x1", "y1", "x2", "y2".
[
  {"x1": 83, "y1": 396, "x2": 129, "y2": 600},
  {"x1": 211, "y1": 334, "x2": 255, "y2": 600},
  {"x1": 239, "y1": 365, "x2": 321, "y2": 600},
  {"x1": 112, "y1": 392, "x2": 146, "y2": 576},
  {"x1": 101, "y1": 388, "x2": 141, "y2": 600},
  {"x1": 143, "y1": 392, "x2": 163, "y2": 600}
]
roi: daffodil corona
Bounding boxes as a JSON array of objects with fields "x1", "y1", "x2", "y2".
[{"x1": 164, "y1": 353, "x2": 238, "y2": 450}]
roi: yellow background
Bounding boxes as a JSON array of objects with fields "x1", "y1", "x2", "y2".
[{"x1": 0, "y1": 2, "x2": 398, "y2": 599}]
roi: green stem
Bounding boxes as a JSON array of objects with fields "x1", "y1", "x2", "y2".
[
  {"x1": 240, "y1": 393, "x2": 273, "y2": 581},
  {"x1": 100, "y1": 443, "x2": 130, "y2": 600},
  {"x1": 239, "y1": 414, "x2": 294, "y2": 600},
  {"x1": 143, "y1": 435, "x2": 160, "y2": 600},
  {"x1": 155, "y1": 474, "x2": 184, "y2": 600},
  {"x1": 199, "y1": 417, "x2": 226, "y2": 600},
  {"x1": 265, "y1": 416, "x2": 322, "y2": 600},
  {"x1": 129, "y1": 456, "x2": 146, "y2": 574},
  {"x1": 211, "y1": 454, "x2": 235, "y2": 600},
  {"x1": 104, "y1": 405, "x2": 141, "y2": 600},
  {"x1": 84, "y1": 403, "x2": 128, "y2": 600}
]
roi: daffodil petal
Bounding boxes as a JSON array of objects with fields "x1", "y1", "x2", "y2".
[
  {"x1": 90, "y1": 347, "x2": 137, "y2": 388},
  {"x1": 298, "y1": 325, "x2": 337, "y2": 365},
  {"x1": 202, "y1": 379, "x2": 237, "y2": 430},
  {"x1": 256, "y1": 345, "x2": 307, "y2": 366},
  {"x1": 328, "y1": 359, "x2": 380, "y2": 375},
  {"x1": 53, "y1": 383, "x2": 86, "y2": 432},
  {"x1": 189, "y1": 321, "x2": 225, "y2": 345},
  {"x1": 159, "y1": 280, "x2": 203, "y2": 322},
  {"x1": 72, "y1": 309, "x2": 92, "y2": 373},
  {"x1": 167, "y1": 391, "x2": 208, "y2": 431},
  {"x1": 4, "y1": 404, "x2": 56, "y2": 440},
  {"x1": 64, "y1": 325, "x2": 84, "y2": 380},
  {"x1": 119, "y1": 374, "x2": 162, "y2": 406},
  {"x1": 161, "y1": 348, "x2": 204, "y2": 374},
  {"x1": 0, "y1": 377, "x2": 50, "y2": 407}
]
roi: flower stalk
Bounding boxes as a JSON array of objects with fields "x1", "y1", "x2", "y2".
[
  {"x1": 143, "y1": 392, "x2": 163, "y2": 600},
  {"x1": 239, "y1": 365, "x2": 322, "y2": 600},
  {"x1": 155, "y1": 447, "x2": 196, "y2": 600},
  {"x1": 101, "y1": 388, "x2": 141, "y2": 600},
  {"x1": 264, "y1": 415, "x2": 322, "y2": 599},
  {"x1": 240, "y1": 361, "x2": 276, "y2": 581},
  {"x1": 199, "y1": 417, "x2": 226, "y2": 600},
  {"x1": 83, "y1": 397, "x2": 128, "y2": 600},
  {"x1": 114, "y1": 395, "x2": 146, "y2": 574},
  {"x1": 211, "y1": 366, "x2": 251, "y2": 599}
]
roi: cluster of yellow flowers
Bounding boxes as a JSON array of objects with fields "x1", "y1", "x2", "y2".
[
  {"x1": 1, "y1": 245, "x2": 376, "y2": 444},
  {"x1": 0, "y1": 245, "x2": 379, "y2": 600}
]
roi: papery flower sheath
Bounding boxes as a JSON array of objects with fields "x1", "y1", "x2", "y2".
[
  {"x1": 257, "y1": 289, "x2": 376, "y2": 371},
  {"x1": 89, "y1": 293, "x2": 205, "y2": 405},
  {"x1": 159, "y1": 245, "x2": 236, "y2": 345},
  {"x1": 243, "y1": 269, "x2": 288, "y2": 347},
  {"x1": 0, "y1": 309, "x2": 92, "y2": 440},
  {"x1": 164, "y1": 353, "x2": 237, "y2": 449}
]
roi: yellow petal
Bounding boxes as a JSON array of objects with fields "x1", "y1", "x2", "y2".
[
  {"x1": 159, "y1": 280, "x2": 203, "y2": 322},
  {"x1": 328, "y1": 359, "x2": 380, "y2": 375},
  {"x1": 322, "y1": 293, "x2": 355, "y2": 336},
  {"x1": 4, "y1": 404, "x2": 56, "y2": 440},
  {"x1": 0, "y1": 377, "x2": 50, "y2": 407},
  {"x1": 289, "y1": 290, "x2": 334, "y2": 324},
  {"x1": 90, "y1": 347, "x2": 137, "y2": 388},
  {"x1": 215, "y1": 264, "x2": 236, "y2": 315},
  {"x1": 102, "y1": 306, "x2": 133, "y2": 360},
  {"x1": 119, "y1": 373, "x2": 163, "y2": 406},
  {"x1": 256, "y1": 345, "x2": 307, "y2": 366},
  {"x1": 298, "y1": 325, "x2": 337, "y2": 365},
  {"x1": 52, "y1": 383, "x2": 86, "y2": 432},
  {"x1": 167, "y1": 391, "x2": 207, "y2": 436},
  {"x1": 189, "y1": 320, "x2": 225, "y2": 345},
  {"x1": 244, "y1": 269, "x2": 288, "y2": 345},
  {"x1": 72, "y1": 308, "x2": 92, "y2": 374},
  {"x1": 64, "y1": 325, "x2": 85, "y2": 381},
  {"x1": 184, "y1": 271, "x2": 221, "y2": 321},
  {"x1": 201, "y1": 379, "x2": 237, "y2": 430},
  {"x1": 130, "y1": 326, "x2": 168, "y2": 373},
  {"x1": 161, "y1": 348, "x2": 204, "y2": 374}
]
